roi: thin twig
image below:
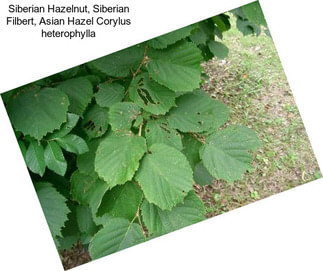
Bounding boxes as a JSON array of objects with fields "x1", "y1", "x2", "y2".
[
  {"x1": 188, "y1": 132, "x2": 205, "y2": 143},
  {"x1": 132, "y1": 45, "x2": 149, "y2": 78}
]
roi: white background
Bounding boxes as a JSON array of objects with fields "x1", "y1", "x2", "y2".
[{"x1": 0, "y1": 0, "x2": 322, "y2": 270}]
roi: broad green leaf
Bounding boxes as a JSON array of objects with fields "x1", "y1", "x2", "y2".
[
  {"x1": 136, "y1": 143, "x2": 193, "y2": 210},
  {"x1": 95, "y1": 133, "x2": 147, "y2": 188},
  {"x1": 141, "y1": 191, "x2": 205, "y2": 236},
  {"x1": 1, "y1": 88, "x2": 18, "y2": 104},
  {"x1": 145, "y1": 119, "x2": 182, "y2": 150},
  {"x1": 203, "y1": 99, "x2": 230, "y2": 135},
  {"x1": 193, "y1": 162, "x2": 214, "y2": 186},
  {"x1": 211, "y1": 99, "x2": 230, "y2": 128},
  {"x1": 189, "y1": 19, "x2": 216, "y2": 45},
  {"x1": 56, "y1": 66, "x2": 80, "y2": 80},
  {"x1": 242, "y1": 1, "x2": 267, "y2": 26},
  {"x1": 200, "y1": 125, "x2": 261, "y2": 182},
  {"x1": 129, "y1": 73, "x2": 176, "y2": 115},
  {"x1": 133, "y1": 115, "x2": 143, "y2": 128},
  {"x1": 77, "y1": 139, "x2": 100, "y2": 175},
  {"x1": 59, "y1": 204, "x2": 83, "y2": 248},
  {"x1": 208, "y1": 40, "x2": 229, "y2": 59},
  {"x1": 236, "y1": 17, "x2": 261, "y2": 36},
  {"x1": 147, "y1": 41, "x2": 203, "y2": 92},
  {"x1": 212, "y1": 14, "x2": 231, "y2": 33},
  {"x1": 56, "y1": 134, "x2": 89, "y2": 154},
  {"x1": 198, "y1": 19, "x2": 216, "y2": 38},
  {"x1": 44, "y1": 172, "x2": 70, "y2": 199},
  {"x1": 70, "y1": 170, "x2": 109, "y2": 215},
  {"x1": 44, "y1": 141, "x2": 67, "y2": 176},
  {"x1": 15, "y1": 131, "x2": 22, "y2": 139},
  {"x1": 76, "y1": 205, "x2": 98, "y2": 236},
  {"x1": 58, "y1": 235, "x2": 79, "y2": 250},
  {"x1": 82, "y1": 104, "x2": 109, "y2": 138},
  {"x1": 58, "y1": 77, "x2": 93, "y2": 115},
  {"x1": 83, "y1": 74, "x2": 101, "y2": 86},
  {"x1": 97, "y1": 182, "x2": 143, "y2": 222},
  {"x1": 182, "y1": 134, "x2": 202, "y2": 169},
  {"x1": 88, "y1": 45, "x2": 144, "y2": 77},
  {"x1": 25, "y1": 141, "x2": 46, "y2": 176},
  {"x1": 47, "y1": 113, "x2": 79, "y2": 139},
  {"x1": 95, "y1": 82, "x2": 125, "y2": 108},
  {"x1": 168, "y1": 90, "x2": 230, "y2": 132},
  {"x1": 6, "y1": 88, "x2": 69, "y2": 140},
  {"x1": 34, "y1": 182, "x2": 70, "y2": 238},
  {"x1": 109, "y1": 102, "x2": 141, "y2": 131},
  {"x1": 189, "y1": 28, "x2": 208, "y2": 45},
  {"x1": 148, "y1": 24, "x2": 196, "y2": 49},
  {"x1": 89, "y1": 218, "x2": 145, "y2": 260},
  {"x1": 18, "y1": 140, "x2": 27, "y2": 158},
  {"x1": 198, "y1": 44, "x2": 216, "y2": 61}
]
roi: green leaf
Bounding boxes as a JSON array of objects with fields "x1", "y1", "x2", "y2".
[
  {"x1": 97, "y1": 182, "x2": 143, "y2": 223},
  {"x1": 56, "y1": 66, "x2": 80, "y2": 80},
  {"x1": 58, "y1": 235, "x2": 79, "y2": 250},
  {"x1": 147, "y1": 41, "x2": 202, "y2": 92},
  {"x1": 204, "y1": 99, "x2": 230, "y2": 135},
  {"x1": 35, "y1": 182, "x2": 70, "y2": 238},
  {"x1": 141, "y1": 191, "x2": 205, "y2": 236},
  {"x1": 198, "y1": 19, "x2": 216, "y2": 38},
  {"x1": 82, "y1": 104, "x2": 109, "y2": 138},
  {"x1": 236, "y1": 17, "x2": 261, "y2": 36},
  {"x1": 18, "y1": 140, "x2": 27, "y2": 158},
  {"x1": 95, "y1": 133, "x2": 147, "y2": 188},
  {"x1": 70, "y1": 170, "x2": 109, "y2": 215},
  {"x1": 44, "y1": 141, "x2": 67, "y2": 176},
  {"x1": 6, "y1": 88, "x2": 69, "y2": 140},
  {"x1": 56, "y1": 134, "x2": 89, "y2": 154},
  {"x1": 200, "y1": 125, "x2": 261, "y2": 182},
  {"x1": 145, "y1": 119, "x2": 182, "y2": 150},
  {"x1": 212, "y1": 14, "x2": 231, "y2": 33},
  {"x1": 88, "y1": 45, "x2": 144, "y2": 77},
  {"x1": 189, "y1": 19, "x2": 216, "y2": 45},
  {"x1": 89, "y1": 218, "x2": 145, "y2": 260},
  {"x1": 129, "y1": 73, "x2": 176, "y2": 115},
  {"x1": 76, "y1": 205, "x2": 98, "y2": 236},
  {"x1": 168, "y1": 90, "x2": 230, "y2": 132},
  {"x1": 189, "y1": 28, "x2": 208, "y2": 45},
  {"x1": 136, "y1": 143, "x2": 193, "y2": 210},
  {"x1": 77, "y1": 139, "x2": 100, "y2": 175},
  {"x1": 25, "y1": 141, "x2": 46, "y2": 176},
  {"x1": 208, "y1": 40, "x2": 229, "y2": 59},
  {"x1": 58, "y1": 77, "x2": 93, "y2": 116},
  {"x1": 47, "y1": 113, "x2": 79, "y2": 139},
  {"x1": 133, "y1": 115, "x2": 143, "y2": 128},
  {"x1": 95, "y1": 82, "x2": 125, "y2": 108},
  {"x1": 182, "y1": 134, "x2": 202, "y2": 169},
  {"x1": 148, "y1": 24, "x2": 196, "y2": 49},
  {"x1": 242, "y1": 1, "x2": 267, "y2": 26},
  {"x1": 109, "y1": 102, "x2": 141, "y2": 131},
  {"x1": 193, "y1": 162, "x2": 214, "y2": 186}
]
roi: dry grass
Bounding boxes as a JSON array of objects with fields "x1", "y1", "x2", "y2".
[{"x1": 199, "y1": 19, "x2": 321, "y2": 216}]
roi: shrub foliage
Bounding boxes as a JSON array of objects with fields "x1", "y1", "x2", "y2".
[{"x1": 2, "y1": 3, "x2": 266, "y2": 260}]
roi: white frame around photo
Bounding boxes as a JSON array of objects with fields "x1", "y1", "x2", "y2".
[{"x1": 0, "y1": 1, "x2": 322, "y2": 270}]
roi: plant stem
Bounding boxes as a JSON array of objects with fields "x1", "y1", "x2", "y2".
[{"x1": 132, "y1": 45, "x2": 149, "y2": 78}]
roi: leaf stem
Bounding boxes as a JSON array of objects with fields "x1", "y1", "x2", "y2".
[
  {"x1": 188, "y1": 132, "x2": 205, "y2": 143},
  {"x1": 132, "y1": 45, "x2": 149, "y2": 78},
  {"x1": 136, "y1": 208, "x2": 147, "y2": 237}
]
